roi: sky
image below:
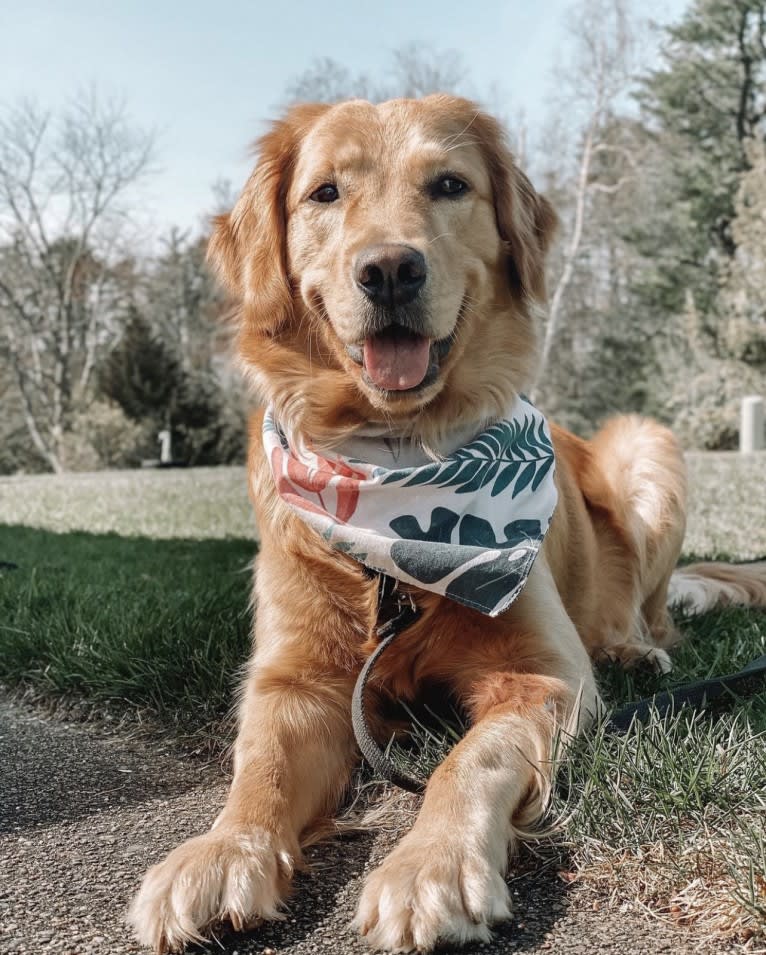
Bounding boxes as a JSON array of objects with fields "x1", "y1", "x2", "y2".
[{"x1": 3, "y1": 0, "x2": 689, "y2": 236}]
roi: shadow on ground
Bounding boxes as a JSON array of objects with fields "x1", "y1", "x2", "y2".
[{"x1": 0, "y1": 699, "x2": 211, "y2": 834}]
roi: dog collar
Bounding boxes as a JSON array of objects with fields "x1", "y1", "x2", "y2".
[{"x1": 263, "y1": 395, "x2": 558, "y2": 617}]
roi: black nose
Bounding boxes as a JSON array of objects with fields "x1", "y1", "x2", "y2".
[{"x1": 354, "y1": 244, "x2": 427, "y2": 307}]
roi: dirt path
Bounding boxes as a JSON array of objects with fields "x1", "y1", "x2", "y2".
[{"x1": 0, "y1": 695, "x2": 739, "y2": 955}]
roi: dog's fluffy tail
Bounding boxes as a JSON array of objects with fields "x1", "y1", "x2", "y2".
[{"x1": 668, "y1": 562, "x2": 766, "y2": 615}]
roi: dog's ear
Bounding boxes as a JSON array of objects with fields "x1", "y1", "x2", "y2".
[
  {"x1": 207, "y1": 103, "x2": 330, "y2": 333},
  {"x1": 505, "y1": 168, "x2": 558, "y2": 303},
  {"x1": 474, "y1": 112, "x2": 558, "y2": 303}
]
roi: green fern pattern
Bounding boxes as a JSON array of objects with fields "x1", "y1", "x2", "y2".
[{"x1": 381, "y1": 415, "x2": 554, "y2": 498}]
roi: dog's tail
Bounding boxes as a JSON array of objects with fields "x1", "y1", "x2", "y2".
[{"x1": 668, "y1": 561, "x2": 766, "y2": 615}]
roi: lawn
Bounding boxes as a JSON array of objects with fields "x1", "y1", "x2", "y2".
[
  {"x1": 1, "y1": 454, "x2": 764, "y2": 946},
  {"x1": 0, "y1": 527, "x2": 255, "y2": 738},
  {"x1": 0, "y1": 466, "x2": 255, "y2": 540}
]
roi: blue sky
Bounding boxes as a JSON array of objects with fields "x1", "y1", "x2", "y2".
[{"x1": 4, "y1": 0, "x2": 688, "y2": 234}]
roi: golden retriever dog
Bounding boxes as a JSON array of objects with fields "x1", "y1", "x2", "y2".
[{"x1": 129, "y1": 95, "x2": 766, "y2": 953}]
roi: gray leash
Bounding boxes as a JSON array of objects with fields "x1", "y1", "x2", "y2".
[{"x1": 351, "y1": 573, "x2": 425, "y2": 794}]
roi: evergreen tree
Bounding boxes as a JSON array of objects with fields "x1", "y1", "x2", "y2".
[
  {"x1": 632, "y1": 0, "x2": 766, "y2": 324},
  {"x1": 617, "y1": 0, "x2": 766, "y2": 446},
  {"x1": 98, "y1": 308, "x2": 181, "y2": 425},
  {"x1": 98, "y1": 308, "x2": 245, "y2": 465},
  {"x1": 722, "y1": 139, "x2": 766, "y2": 367}
]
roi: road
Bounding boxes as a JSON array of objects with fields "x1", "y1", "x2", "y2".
[{"x1": 0, "y1": 695, "x2": 741, "y2": 955}]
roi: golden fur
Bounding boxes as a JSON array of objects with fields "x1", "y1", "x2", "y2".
[{"x1": 130, "y1": 95, "x2": 766, "y2": 954}]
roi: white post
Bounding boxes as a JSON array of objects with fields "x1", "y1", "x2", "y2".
[
  {"x1": 158, "y1": 429, "x2": 172, "y2": 464},
  {"x1": 740, "y1": 396, "x2": 765, "y2": 453}
]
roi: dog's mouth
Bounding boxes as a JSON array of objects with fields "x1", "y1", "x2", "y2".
[{"x1": 345, "y1": 325, "x2": 453, "y2": 393}]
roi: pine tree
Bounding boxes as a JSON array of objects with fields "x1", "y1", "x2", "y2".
[
  {"x1": 620, "y1": 0, "x2": 766, "y2": 446},
  {"x1": 98, "y1": 308, "x2": 181, "y2": 425},
  {"x1": 97, "y1": 308, "x2": 246, "y2": 465},
  {"x1": 632, "y1": 0, "x2": 766, "y2": 323}
]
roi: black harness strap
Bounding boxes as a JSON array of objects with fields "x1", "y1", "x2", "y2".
[{"x1": 351, "y1": 573, "x2": 766, "y2": 792}]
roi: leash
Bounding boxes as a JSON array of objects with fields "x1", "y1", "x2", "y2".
[
  {"x1": 351, "y1": 573, "x2": 425, "y2": 794},
  {"x1": 351, "y1": 573, "x2": 766, "y2": 792},
  {"x1": 606, "y1": 652, "x2": 766, "y2": 733}
]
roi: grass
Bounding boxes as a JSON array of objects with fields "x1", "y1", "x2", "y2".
[
  {"x1": 555, "y1": 706, "x2": 766, "y2": 942},
  {"x1": 683, "y1": 451, "x2": 766, "y2": 560},
  {"x1": 0, "y1": 467, "x2": 254, "y2": 540},
  {"x1": 0, "y1": 525, "x2": 255, "y2": 739},
  {"x1": 1, "y1": 454, "x2": 765, "y2": 947},
  {"x1": 554, "y1": 606, "x2": 766, "y2": 944}
]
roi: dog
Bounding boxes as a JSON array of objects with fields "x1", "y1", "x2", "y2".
[{"x1": 129, "y1": 94, "x2": 766, "y2": 953}]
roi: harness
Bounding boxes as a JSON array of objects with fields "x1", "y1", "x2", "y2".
[{"x1": 351, "y1": 572, "x2": 766, "y2": 794}]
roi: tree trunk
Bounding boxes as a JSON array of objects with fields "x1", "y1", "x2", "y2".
[{"x1": 532, "y1": 122, "x2": 596, "y2": 399}]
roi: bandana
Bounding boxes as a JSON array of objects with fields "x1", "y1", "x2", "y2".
[{"x1": 263, "y1": 396, "x2": 557, "y2": 617}]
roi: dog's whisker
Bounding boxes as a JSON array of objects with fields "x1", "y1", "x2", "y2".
[
  {"x1": 442, "y1": 137, "x2": 481, "y2": 153},
  {"x1": 428, "y1": 232, "x2": 454, "y2": 245}
]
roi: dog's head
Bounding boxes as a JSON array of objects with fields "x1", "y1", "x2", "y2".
[{"x1": 209, "y1": 95, "x2": 556, "y2": 445}]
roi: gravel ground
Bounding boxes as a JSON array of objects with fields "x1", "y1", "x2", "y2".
[
  {"x1": 0, "y1": 696, "x2": 740, "y2": 955},
  {"x1": 1, "y1": 452, "x2": 764, "y2": 556}
]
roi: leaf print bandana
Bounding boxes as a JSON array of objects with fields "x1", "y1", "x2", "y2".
[{"x1": 263, "y1": 395, "x2": 558, "y2": 617}]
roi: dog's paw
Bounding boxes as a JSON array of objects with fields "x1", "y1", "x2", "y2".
[
  {"x1": 598, "y1": 643, "x2": 673, "y2": 674},
  {"x1": 128, "y1": 827, "x2": 292, "y2": 953},
  {"x1": 352, "y1": 832, "x2": 511, "y2": 952},
  {"x1": 645, "y1": 647, "x2": 672, "y2": 674}
]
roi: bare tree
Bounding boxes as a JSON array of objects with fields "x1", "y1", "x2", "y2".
[
  {"x1": 0, "y1": 91, "x2": 155, "y2": 471},
  {"x1": 283, "y1": 46, "x2": 469, "y2": 107},
  {"x1": 146, "y1": 227, "x2": 222, "y2": 372},
  {"x1": 532, "y1": 0, "x2": 640, "y2": 396},
  {"x1": 383, "y1": 45, "x2": 467, "y2": 99},
  {"x1": 207, "y1": 177, "x2": 238, "y2": 218},
  {"x1": 283, "y1": 57, "x2": 373, "y2": 105}
]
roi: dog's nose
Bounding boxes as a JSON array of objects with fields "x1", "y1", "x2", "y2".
[{"x1": 354, "y1": 244, "x2": 426, "y2": 307}]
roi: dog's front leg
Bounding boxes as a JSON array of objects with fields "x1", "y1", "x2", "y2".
[
  {"x1": 130, "y1": 550, "x2": 360, "y2": 953},
  {"x1": 354, "y1": 560, "x2": 600, "y2": 953},
  {"x1": 130, "y1": 654, "x2": 356, "y2": 952}
]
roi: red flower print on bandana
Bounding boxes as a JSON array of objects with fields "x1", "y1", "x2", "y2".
[{"x1": 271, "y1": 445, "x2": 365, "y2": 522}]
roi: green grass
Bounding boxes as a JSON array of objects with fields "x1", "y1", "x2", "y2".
[
  {"x1": 0, "y1": 467, "x2": 254, "y2": 540},
  {"x1": 0, "y1": 525, "x2": 255, "y2": 736},
  {"x1": 597, "y1": 604, "x2": 766, "y2": 718}
]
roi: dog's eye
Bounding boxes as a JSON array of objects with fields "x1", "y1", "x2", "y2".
[
  {"x1": 309, "y1": 183, "x2": 339, "y2": 203},
  {"x1": 431, "y1": 176, "x2": 469, "y2": 199}
]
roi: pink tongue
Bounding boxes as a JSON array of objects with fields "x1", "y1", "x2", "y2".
[{"x1": 363, "y1": 334, "x2": 431, "y2": 391}]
